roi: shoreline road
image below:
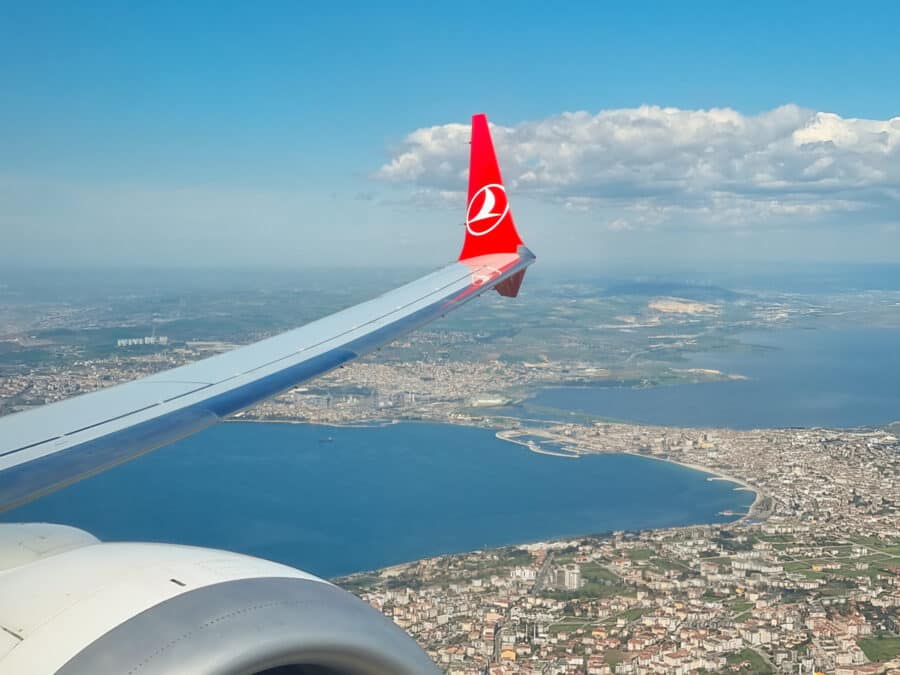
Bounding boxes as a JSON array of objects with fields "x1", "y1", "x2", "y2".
[{"x1": 533, "y1": 551, "x2": 555, "y2": 594}]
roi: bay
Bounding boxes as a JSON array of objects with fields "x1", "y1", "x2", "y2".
[
  {"x1": 2, "y1": 422, "x2": 751, "y2": 578},
  {"x1": 529, "y1": 328, "x2": 900, "y2": 429}
]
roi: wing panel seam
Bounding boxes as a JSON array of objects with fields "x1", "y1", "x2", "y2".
[{"x1": 0, "y1": 437, "x2": 62, "y2": 459}]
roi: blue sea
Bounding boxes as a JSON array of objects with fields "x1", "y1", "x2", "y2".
[
  {"x1": 2, "y1": 422, "x2": 751, "y2": 578},
  {"x1": 529, "y1": 328, "x2": 900, "y2": 429}
]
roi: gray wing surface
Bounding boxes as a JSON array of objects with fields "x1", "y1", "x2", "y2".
[{"x1": 0, "y1": 250, "x2": 534, "y2": 511}]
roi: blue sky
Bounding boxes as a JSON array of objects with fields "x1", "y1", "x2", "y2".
[{"x1": 2, "y1": 1, "x2": 899, "y2": 267}]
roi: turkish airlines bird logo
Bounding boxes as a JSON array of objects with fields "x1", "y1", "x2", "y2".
[{"x1": 466, "y1": 184, "x2": 509, "y2": 237}]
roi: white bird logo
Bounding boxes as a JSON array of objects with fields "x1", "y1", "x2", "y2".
[{"x1": 466, "y1": 184, "x2": 509, "y2": 236}]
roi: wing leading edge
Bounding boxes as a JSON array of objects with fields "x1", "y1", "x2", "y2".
[{"x1": 0, "y1": 114, "x2": 534, "y2": 512}]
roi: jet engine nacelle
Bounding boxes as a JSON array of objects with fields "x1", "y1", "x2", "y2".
[{"x1": 0, "y1": 524, "x2": 439, "y2": 675}]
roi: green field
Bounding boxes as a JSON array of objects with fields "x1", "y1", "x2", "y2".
[
  {"x1": 650, "y1": 556, "x2": 689, "y2": 572},
  {"x1": 848, "y1": 536, "x2": 900, "y2": 556},
  {"x1": 626, "y1": 548, "x2": 654, "y2": 561},
  {"x1": 728, "y1": 600, "x2": 753, "y2": 616},
  {"x1": 725, "y1": 649, "x2": 773, "y2": 674},
  {"x1": 603, "y1": 649, "x2": 627, "y2": 667},
  {"x1": 581, "y1": 563, "x2": 621, "y2": 584},
  {"x1": 547, "y1": 619, "x2": 592, "y2": 634},
  {"x1": 858, "y1": 637, "x2": 900, "y2": 662},
  {"x1": 619, "y1": 607, "x2": 646, "y2": 622}
]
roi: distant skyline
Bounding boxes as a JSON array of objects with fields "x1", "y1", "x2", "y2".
[{"x1": 2, "y1": 2, "x2": 899, "y2": 267}]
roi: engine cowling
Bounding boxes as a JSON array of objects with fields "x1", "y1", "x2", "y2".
[{"x1": 0, "y1": 524, "x2": 439, "y2": 675}]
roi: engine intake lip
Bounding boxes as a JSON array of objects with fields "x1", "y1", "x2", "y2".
[{"x1": 56, "y1": 576, "x2": 440, "y2": 675}]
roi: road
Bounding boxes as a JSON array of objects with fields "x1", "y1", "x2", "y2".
[{"x1": 533, "y1": 551, "x2": 555, "y2": 594}]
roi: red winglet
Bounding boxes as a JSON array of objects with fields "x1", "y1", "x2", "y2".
[{"x1": 458, "y1": 114, "x2": 525, "y2": 260}]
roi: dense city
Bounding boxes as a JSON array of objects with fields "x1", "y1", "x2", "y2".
[
  {"x1": 340, "y1": 421, "x2": 900, "y2": 674},
  {"x1": 2, "y1": 345, "x2": 898, "y2": 674}
]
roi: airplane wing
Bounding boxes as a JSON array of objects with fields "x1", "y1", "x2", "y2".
[
  {"x1": 0, "y1": 114, "x2": 534, "y2": 675},
  {"x1": 0, "y1": 113, "x2": 535, "y2": 513}
]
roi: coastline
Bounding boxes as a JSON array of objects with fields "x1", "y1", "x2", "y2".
[
  {"x1": 227, "y1": 416, "x2": 398, "y2": 430},
  {"x1": 494, "y1": 430, "x2": 580, "y2": 458},
  {"x1": 229, "y1": 416, "x2": 767, "y2": 526},
  {"x1": 333, "y1": 443, "x2": 766, "y2": 581},
  {"x1": 493, "y1": 427, "x2": 766, "y2": 526},
  {"x1": 618, "y1": 450, "x2": 766, "y2": 525}
]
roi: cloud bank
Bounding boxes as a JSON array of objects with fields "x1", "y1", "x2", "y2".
[{"x1": 377, "y1": 105, "x2": 900, "y2": 232}]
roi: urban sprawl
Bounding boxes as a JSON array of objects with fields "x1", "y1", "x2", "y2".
[{"x1": 1, "y1": 348, "x2": 899, "y2": 675}]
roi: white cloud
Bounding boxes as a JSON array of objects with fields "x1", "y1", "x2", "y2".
[{"x1": 377, "y1": 105, "x2": 900, "y2": 231}]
